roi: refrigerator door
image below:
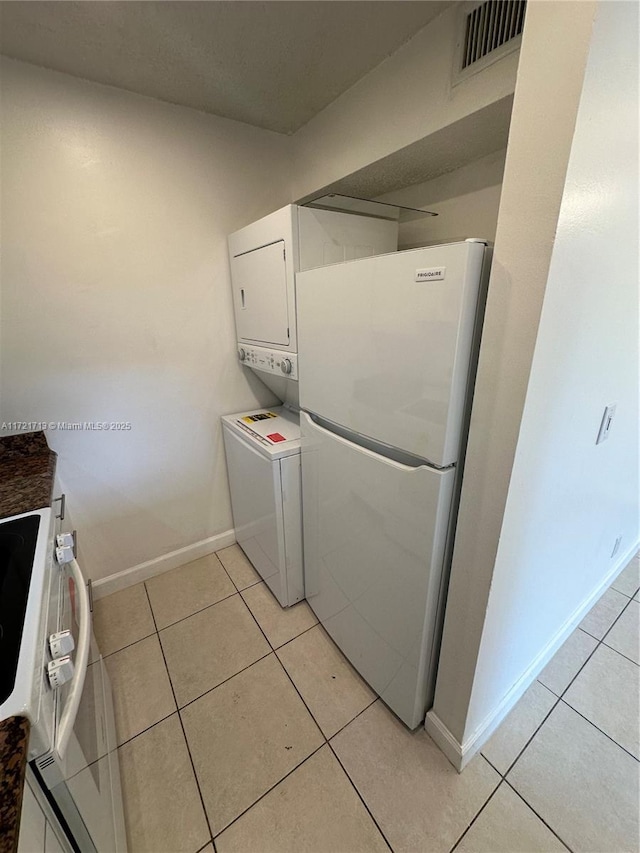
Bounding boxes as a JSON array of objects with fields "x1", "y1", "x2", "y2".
[
  {"x1": 301, "y1": 412, "x2": 455, "y2": 728},
  {"x1": 297, "y1": 241, "x2": 486, "y2": 467}
]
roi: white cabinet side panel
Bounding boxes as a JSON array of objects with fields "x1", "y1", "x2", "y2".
[
  {"x1": 280, "y1": 454, "x2": 304, "y2": 605},
  {"x1": 223, "y1": 425, "x2": 287, "y2": 605},
  {"x1": 297, "y1": 207, "x2": 398, "y2": 270}
]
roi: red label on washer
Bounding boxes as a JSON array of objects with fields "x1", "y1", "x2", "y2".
[{"x1": 267, "y1": 432, "x2": 286, "y2": 442}]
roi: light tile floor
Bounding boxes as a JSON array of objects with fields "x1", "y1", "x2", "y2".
[{"x1": 94, "y1": 548, "x2": 640, "y2": 853}]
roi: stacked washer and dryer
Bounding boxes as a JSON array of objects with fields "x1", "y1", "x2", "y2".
[
  {"x1": 222, "y1": 202, "x2": 398, "y2": 607},
  {"x1": 222, "y1": 198, "x2": 492, "y2": 729}
]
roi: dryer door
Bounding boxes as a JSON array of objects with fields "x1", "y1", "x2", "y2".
[{"x1": 231, "y1": 241, "x2": 290, "y2": 347}]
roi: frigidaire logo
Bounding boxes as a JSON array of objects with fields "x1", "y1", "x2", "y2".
[{"x1": 415, "y1": 267, "x2": 446, "y2": 282}]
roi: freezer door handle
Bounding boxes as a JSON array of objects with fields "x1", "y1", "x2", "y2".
[{"x1": 301, "y1": 411, "x2": 439, "y2": 472}]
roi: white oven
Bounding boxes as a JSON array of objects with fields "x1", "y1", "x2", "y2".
[{"x1": 0, "y1": 507, "x2": 127, "y2": 853}]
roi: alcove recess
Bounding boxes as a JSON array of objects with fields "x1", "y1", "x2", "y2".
[{"x1": 297, "y1": 94, "x2": 514, "y2": 250}]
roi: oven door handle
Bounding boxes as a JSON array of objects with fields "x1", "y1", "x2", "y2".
[{"x1": 56, "y1": 558, "x2": 92, "y2": 760}]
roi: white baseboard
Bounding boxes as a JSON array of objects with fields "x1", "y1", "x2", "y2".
[
  {"x1": 92, "y1": 529, "x2": 236, "y2": 600},
  {"x1": 426, "y1": 538, "x2": 640, "y2": 772},
  {"x1": 425, "y1": 711, "x2": 465, "y2": 770}
]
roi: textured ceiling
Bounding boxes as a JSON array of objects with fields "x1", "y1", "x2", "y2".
[{"x1": 0, "y1": 1, "x2": 451, "y2": 134}]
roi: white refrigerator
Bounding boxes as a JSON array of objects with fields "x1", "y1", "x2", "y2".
[{"x1": 297, "y1": 240, "x2": 490, "y2": 729}]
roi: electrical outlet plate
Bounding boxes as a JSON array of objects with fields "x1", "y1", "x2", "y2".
[
  {"x1": 611, "y1": 536, "x2": 623, "y2": 558},
  {"x1": 596, "y1": 403, "x2": 617, "y2": 445}
]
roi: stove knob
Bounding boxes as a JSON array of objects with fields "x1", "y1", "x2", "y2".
[
  {"x1": 49, "y1": 630, "x2": 75, "y2": 658},
  {"x1": 47, "y1": 656, "x2": 74, "y2": 689},
  {"x1": 280, "y1": 358, "x2": 292, "y2": 375},
  {"x1": 238, "y1": 348, "x2": 246, "y2": 362},
  {"x1": 56, "y1": 545, "x2": 74, "y2": 566},
  {"x1": 56, "y1": 532, "x2": 75, "y2": 549}
]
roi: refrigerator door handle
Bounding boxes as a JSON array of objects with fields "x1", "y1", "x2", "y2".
[{"x1": 301, "y1": 410, "x2": 445, "y2": 472}]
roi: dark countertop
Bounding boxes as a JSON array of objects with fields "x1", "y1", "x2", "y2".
[
  {"x1": 0, "y1": 716, "x2": 30, "y2": 853},
  {"x1": 0, "y1": 432, "x2": 57, "y2": 849},
  {"x1": 0, "y1": 431, "x2": 57, "y2": 520}
]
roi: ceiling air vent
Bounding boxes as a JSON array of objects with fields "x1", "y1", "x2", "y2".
[{"x1": 454, "y1": 0, "x2": 526, "y2": 83}]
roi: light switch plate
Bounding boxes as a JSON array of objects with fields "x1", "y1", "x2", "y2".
[{"x1": 596, "y1": 403, "x2": 617, "y2": 445}]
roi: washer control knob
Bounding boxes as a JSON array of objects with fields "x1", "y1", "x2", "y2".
[
  {"x1": 49, "y1": 630, "x2": 75, "y2": 658},
  {"x1": 238, "y1": 348, "x2": 246, "y2": 362},
  {"x1": 47, "y1": 656, "x2": 74, "y2": 689},
  {"x1": 280, "y1": 358, "x2": 292, "y2": 375}
]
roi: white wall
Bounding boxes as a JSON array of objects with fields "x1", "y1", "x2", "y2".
[
  {"x1": 0, "y1": 59, "x2": 291, "y2": 581},
  {"x1": 291, "y1": 4, "x2": 518, "y2": 200},
  {"x1": 465, "y1": 0, "x2": 639, "y2": 744},
  {"x1": 377, "y1": 149, "x2": 506, "y2": 248},
  {"x1": 428, "y1": 0, "x2": 639, "y2": 767}
]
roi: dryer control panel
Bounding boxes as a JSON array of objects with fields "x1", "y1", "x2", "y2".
[{"x1": 238, "y1": 345, "x2": 298, "y2": 380}]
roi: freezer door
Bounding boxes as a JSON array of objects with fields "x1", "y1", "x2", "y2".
[
  {"x1": 231, "y1": 241, "x2": 290, "y2": 348},
  {"x1": 301, "y1": 411, "x2": 455, "y2": 729},
  {"x1": 297, "y1": 241, "x2": 486, "y2": 467},
  {"x1": 223, "y1": 424, "x2": 288, "y2": 606}
]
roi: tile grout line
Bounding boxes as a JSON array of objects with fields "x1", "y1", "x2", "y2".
[
  {"x1": 557, "y1": 698, "x2": 640, "y2": 763},
  {"x1": 609, "y1": 577, "x2": 640, "y2": 602},
  {"x1": 569, "y1": 590, "x2": 640, "y2": 697},
  {"x1": 599, "y1": 640, "x2": 639, "y2": 668},
  {"x1": 133, "y1": 573, "x2": 316, "y2": 716},
  {"x1": 212, "y1": 742, "x2": 327, "y2": 841},
  {"x1": 275, "y1": 638, "x2": 393, "y2": 848},
  {"x1": 579, "y1": 586, "x2": 639, "y2": 645},
  {"x1": 270, "y1": 618, "x2": 320, "y2": 651},
  {"x1": 142, "y1": 582, "x2": 217, "y2": 851},
  {"x1": 241, "y1": 588, "x2": 362, "y2": 749},
  {"x1": 238, "y1": 589, "x2": 320, "y2": 651},
  {"x1": 504, "y1": 779, "x2": 575, "y2": 852},
  {"x1": 234, "y1": 590, "x2": 327, "y2": 742},
  {"x1": 110, "y1": 558, "x2": 638, "y2": 852},
  {"x1": 101, "y1": 629, "x2": 158, "y2": 661},
  {"x1": 217, "y1": 550, "x2": 263, "y2": 595},
  {"x1": 325, "y1": 738, "x2": 395, "y2": 852},
  {"x1": 152, "y1": 589, "x2": 239, "y2": 634},
  {"x1": 496, "y1": 599, "x2": 616, "y2": 781},
  {"x1": 327, "y1": 696, "x2": 378, "y2": 742},
  {"x1": 481, "y1": 586, "x2": 640, "y2": 849},
  {"x1": 176, "y1": 649, "x2": 274, "y2": 712},
  {"x1": 490, "y1": 692, "x2": 562, "y2": 781},
  {"x1": 100, "y1": 585, "x2": 242, "y2": 662},
  {"x1": 239, "y1": 588, "x2": 395, "y2": 851},
  {"x1": 113, "y1": 709, "x2": 178, "y2": 753},
  {"x1": 506, "y1": 586, "x2": 640, "y2": 776},
  {"x1": 101, "y1": 583, "x2": 317, "y2": 664},
  {"x1": 175, "y1": 588, "x2": 331, "y2": 843},
  {"x1": 478, "y1": 754, "x2": 574, "y2": 852},
  {"x1": 447, "y1": 776, "x2": 503, "y2": 853}
]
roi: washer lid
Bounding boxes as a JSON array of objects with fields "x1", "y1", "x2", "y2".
[{"x1": 222, "y1": 407, "x2": 301, "y2": 459}]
